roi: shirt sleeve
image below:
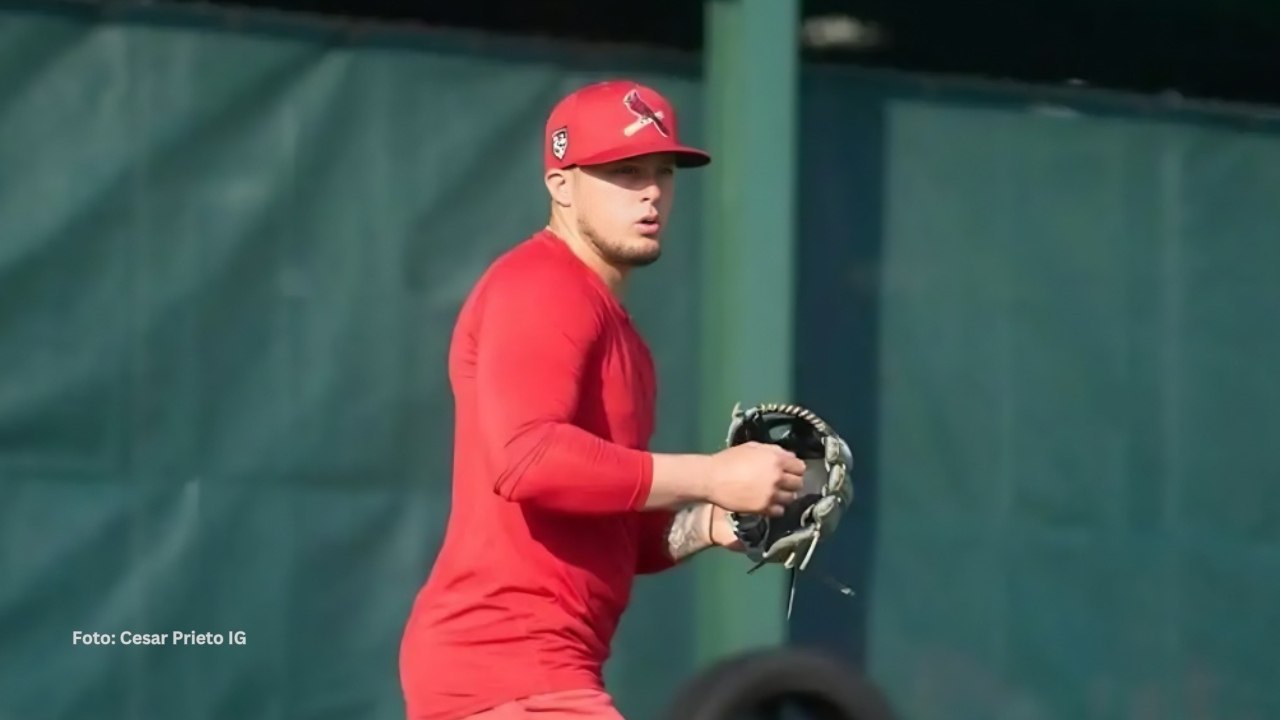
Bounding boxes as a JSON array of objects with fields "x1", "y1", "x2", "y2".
[
  {"x1": 633, "y1": 510, "x2": 678, "y2": 575},
  {"x1": 475, "y1": 261, "x2": 654, "y2": 514}
]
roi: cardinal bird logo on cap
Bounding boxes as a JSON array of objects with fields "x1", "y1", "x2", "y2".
[{"x1": 622, "y1": 89, "x2": 670, "y2": 138}]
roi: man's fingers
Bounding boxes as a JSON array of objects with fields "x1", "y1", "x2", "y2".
[
  {"x1": 770, "y1": 446, "x2": 806, "y2": 472},
  {"x1": 779, "y1": 471, "x2": 805, "y2": 492}
]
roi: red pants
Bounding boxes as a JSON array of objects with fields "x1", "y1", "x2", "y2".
[{"x1": 463, "y1": 690, "x2": 625, "y2": 719}]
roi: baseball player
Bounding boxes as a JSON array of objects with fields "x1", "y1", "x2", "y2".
[{"x1": 398, "y1": 80, "x2": 807, "y2": 720}]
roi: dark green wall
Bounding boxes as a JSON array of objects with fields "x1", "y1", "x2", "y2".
[{"x1": 793, "y1": 64, "x2": 1280, "y2": 719}]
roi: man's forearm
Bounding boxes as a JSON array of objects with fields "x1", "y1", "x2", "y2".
[
  {"x1": 646, "y1": 453, "x2": 713, "y2": 509},
  {"x1": 664, "y1": 502, "x2": 718, "y2": 562}
]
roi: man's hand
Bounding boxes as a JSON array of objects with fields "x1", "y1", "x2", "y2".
[{"x1": 704, "y1": 442, "x2": 806, "y2": 516}]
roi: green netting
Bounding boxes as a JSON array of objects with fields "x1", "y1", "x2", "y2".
[
  {"x1": 0, "y1": 5, "x2": 707, "y2": 719},
  {"x1": 796, "y1": 66, "x2": 1280, "y2": 720}
]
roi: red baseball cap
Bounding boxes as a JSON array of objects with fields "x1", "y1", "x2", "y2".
[{"x1": 544, "y1": 80, "x2": 711, "y2": 171}]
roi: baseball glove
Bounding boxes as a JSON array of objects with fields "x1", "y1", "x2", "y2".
[{"x1": 723, "y1": 402, "x2": 855, "y2": 616}]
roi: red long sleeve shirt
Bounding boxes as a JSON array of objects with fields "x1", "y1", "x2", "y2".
[{"x1": 399, "y1": 230, "x2": 678, "y2": 720}]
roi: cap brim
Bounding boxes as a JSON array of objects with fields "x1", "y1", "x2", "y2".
[{"x1": 571, "y1": 141, "x2": 712, "y2": 169}]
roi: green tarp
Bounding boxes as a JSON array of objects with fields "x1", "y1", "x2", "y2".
[
  {"x1": 0, "y1": 5, "x2": 705, "y2": 719},
  {"x1": 797, "y1": 67, "x2": 1280, "y2": 719}
]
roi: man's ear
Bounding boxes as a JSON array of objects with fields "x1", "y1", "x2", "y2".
[{"x1": 545, "y1": 168, "x2": 572, "y2": 208}]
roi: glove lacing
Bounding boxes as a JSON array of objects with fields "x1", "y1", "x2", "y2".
[{"x1": 728, "y1": 402, "x2": 856, "y2": 620}]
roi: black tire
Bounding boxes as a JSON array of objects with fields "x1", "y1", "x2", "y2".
[{"x1": 663, "y1": 647, "x2": 897, "y2": 720}]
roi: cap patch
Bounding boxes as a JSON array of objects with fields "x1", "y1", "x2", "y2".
[{"x1": 551, "y1": 126, "x2": 569, "y2": 160}]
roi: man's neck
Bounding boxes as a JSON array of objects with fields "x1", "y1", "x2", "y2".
[{"x1": 546, "y1": 217, "x2": 628, "y2": 298}]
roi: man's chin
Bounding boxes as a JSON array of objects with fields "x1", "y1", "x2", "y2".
[
  {"x1": 625, "y1": 252, "x2": 661, "y2": 268},
  {"x1": 623, "y1": 246, "x2": 661, "y2": 268},
  {"x1": 611, "y1": 239, "x2": 662, "y2": 268}
]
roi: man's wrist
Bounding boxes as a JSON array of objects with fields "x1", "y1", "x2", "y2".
[
  {"x1": 708, "y1": 505, "x2": 745, "y2": 552},
  {"x1": 690, "y1": 455, "x2": 715, "y2": 503}
]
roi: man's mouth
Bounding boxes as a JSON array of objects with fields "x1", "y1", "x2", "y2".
[{"x1": 637, "y1": 216, "x2": 661, "y2": 235}]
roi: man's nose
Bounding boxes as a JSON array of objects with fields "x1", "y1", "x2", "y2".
[{"x1": 641, "y1": 173, "x2": 662, "y2": 202}]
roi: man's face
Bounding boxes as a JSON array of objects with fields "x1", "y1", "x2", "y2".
[{"x1": 571, "y1": 153, "x2": 677, "y2": 268}]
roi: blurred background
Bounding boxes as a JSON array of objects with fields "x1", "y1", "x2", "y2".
[{"x1": 2, "y1": 0, "x2": 1278, "y2": 718}]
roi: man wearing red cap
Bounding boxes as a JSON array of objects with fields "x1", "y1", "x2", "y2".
[{"x1": 398, "y1": 80, "x2": 806, "y2": 720}]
